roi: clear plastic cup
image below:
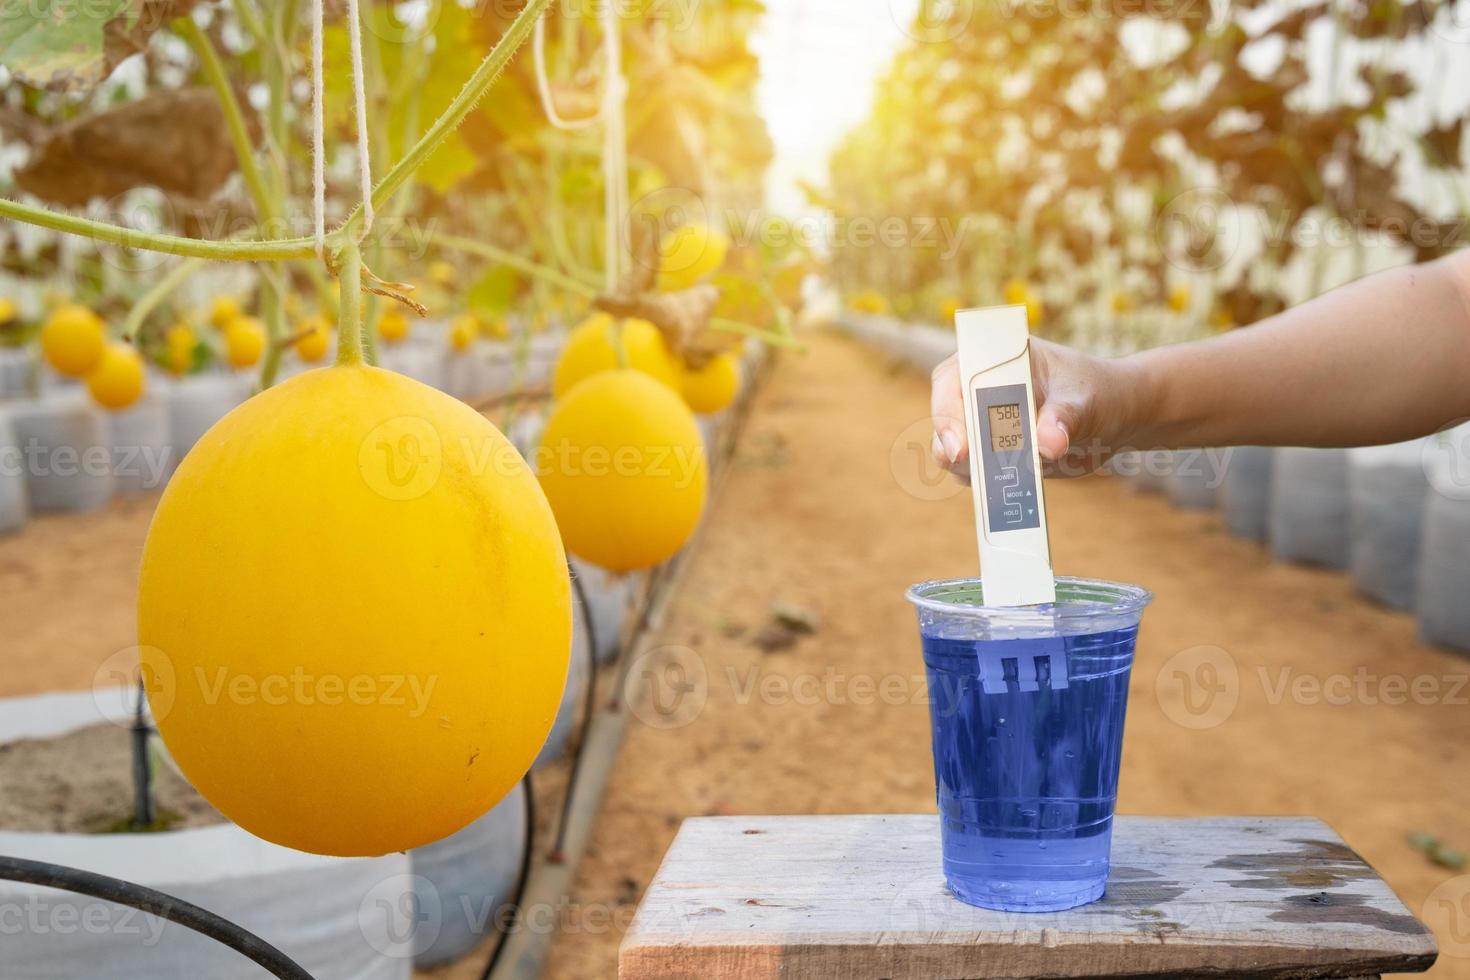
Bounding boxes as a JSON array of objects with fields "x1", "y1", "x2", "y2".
[{"x1": 907, "y1": 577, "x2": 1152, "y2": 912}]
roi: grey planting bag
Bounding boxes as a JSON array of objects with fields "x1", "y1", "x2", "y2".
[
  {"x1": 1221, "y1": 446, "x2": 1274, "y2": 541},
  {"x1": 1269, "y1": 448, "x2": 1350, "y2": 568},
  {"x1": 5, "y1": 394, "x2": 115, "y2": 512},
  {"x1": 1348, "y1": 441, "x2": 1429, "y2": 609},
  {"x1": 1417, "y1": 431, "x2": 1470, "y2": 651}
]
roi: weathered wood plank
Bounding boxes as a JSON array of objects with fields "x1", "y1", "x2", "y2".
[{"x1": 619, "y1": 815, "x2": 1437, "y2": 980}]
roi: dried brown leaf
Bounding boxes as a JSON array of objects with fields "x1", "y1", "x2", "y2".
[{"x1": 14, "y1": 87, "x2": 252, "y2": 206}]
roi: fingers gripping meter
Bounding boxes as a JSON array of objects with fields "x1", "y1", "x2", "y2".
[{"x1": 956, "y1": 305, "x2": 1057, "y2": 609}]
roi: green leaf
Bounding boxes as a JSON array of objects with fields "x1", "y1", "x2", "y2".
[
  {"x1": 416, "y1": 131, "x2": 480, "y2": 196},
  {"x1": 0, "y1": 1, "x2": 197, "y2": 94},
  {"x1": 466, "y1": 265, "x2": 519, "y2": 319}
]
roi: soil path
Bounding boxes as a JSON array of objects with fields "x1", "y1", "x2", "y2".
[
  {"x1": 0, "y1": 332, "x2": 1465, "y2": 978},
  {"x1": 542, "y1": 332, "x2": 1470, "y2": 979}
]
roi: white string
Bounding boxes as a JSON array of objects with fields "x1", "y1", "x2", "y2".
[
  {"x1": 345, "y1": 0, "x2": 375, "y2": 241},
  {"x1": 311, "y1": 0, "x2": 325, "y2": 259},
  {"x1": 533, "y1": 14, "x2": 600, "y2": 131},
  {"x1": 529, "y1": 6, "x2": 626, "y2": 292},
  {"x1": 601, "y1": 1, "x2": 628, "y2": 294},
  {"x1": 310, "y1": 0, "x2": 374, "y2": 259}
]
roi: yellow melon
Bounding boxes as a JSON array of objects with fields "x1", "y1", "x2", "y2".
[
  {"x1": 138, "y1": 365, "x2": 571, "y2": 856},
  {"x1": 681, "y1": 353, "x2": 741, "y2": 415},
  {"x1": 225, "y1": 317, "x2": 266, "y2": 369},
  {"x1": 41, "y1": 304, "x2": 106, "y2": 377},
  {"x1": 552, "y1": 315, "x2": 678, "y2": 398},
  {"x1": 86, "y1": 342, "x2": 146, "y2": 410},
  {"x1": 536, "y1": 370, "x2": 706, "y2": 572}
]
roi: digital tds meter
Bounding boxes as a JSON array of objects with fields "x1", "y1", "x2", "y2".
[{"x1": 955, "y1": 305, "x2": 1057, "y2": 608}]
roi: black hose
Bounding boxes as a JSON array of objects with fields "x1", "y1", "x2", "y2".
[
  {"x1": 130, "y1": 679, "x2": 154, "y2": 829},
  {"x1": 479, "y1": 772, "x2": 536, "y2": 980},
  {"x1": 609, "y1": 561, "x2": 669, "y2": 712},
  {"x1": 569, "y1": 562, "x2": 600, "y2": 682},
  {"x1": 549, "y1": 566, "x2": 602, "y2": 862},
  {"x1": 0, "y1": 856, "x2": 315, "y2": 980}
]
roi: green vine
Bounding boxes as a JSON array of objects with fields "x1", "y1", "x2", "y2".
[
  {"x1": 2, "y1": 0, "x2": 798, "y2": 371},
  {"x1": 0, "y1": 0, "x2": 558, "y2": 272},
  {"x1": 0, "y1": 200, "x2": 317, "y2": 261},
  {"x1": 338, "y1": 0, "x2": 556, "y2": 247},
  {"x1": 121, "y1": 258, "x2": 205, "y2": 342},
  {"x1": 430, "y1": 233, "x2": 602, "y2": 299},
  {"x1": 336, "y1": 239, "x2": 364, "y2": 366}
]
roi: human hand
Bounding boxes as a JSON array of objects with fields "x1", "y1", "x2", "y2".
[{"x1": 929, "y1": 337, "x2": 1142, "y2": 480}]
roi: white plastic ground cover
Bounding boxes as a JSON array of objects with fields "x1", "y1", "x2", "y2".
[
  {"x1": 0, "y1": 347, "x2": 29, "y2": 397},
  {"x1": 1348, "y1": 440, "x2": 1430, "y2": 609},
  {"x1": 836, "y1": 314, "x2": 956, "y2": 374},
  {"x1": 446, "y1": 343, "x2": 518, "y2": 402},
  {"x1": 697, "y1": 413, "x2": 720, "y2": 462},
  {"x1": 1270, "y1": 447, "x2": 1350, "y2": 568},
  {"x1": 408, "y1": 782, "x2": 527, "y2": 967},
  {"x1": 444, "y1": 349, "x2": 496, "y2": 400},
  {"x1": 570, "y1": 555, "x2": 633, "y2": 665},
  {"x1": 516, "y1": 334, "x2": 562, "y2": 388},
  {"x1": 738, "y1": 336, "x2": 766, "y2": 400},
  {"x1": 877, "y1": 319, "x2": 905, "y2": 345},
  {"x1": 535, "y1": 603, "x2": 592, "y2": 769},
  {"x1": 378, "y1": 343, "x2": 446, "y2": 391},
  {"x1": 0, "y1": 688, "x2": 412, "y2": 980},
  {"x1": 483, "y1": 347, "x2": 517, "y2": 398},
  {"x1": 908, "y1": 325, "x2": 957, "y2": 371},
  {"x1": 1417, "y1": 439, "x2": 1470, "y2": 651},
  {"x1": 4, "y1": 394, "x2": 115, "y2": 512},
  {"x1": 1110, "y1": 450, "x2": 1173, "y2": 493},
  {"x1": 105, "y1": 389, "x2": 171, "y2": 494},
  {"x1": 1220, "y1": 446, "x2": 1274, "y2": 541},
  {"x1": 506, "y1": 410, "x2": 546, "y2": 461},
  {"x1": 1166, "y1": 448, "x2": 1224, "y2": 510},
  {"x1": 166, "y1": 374, "x2": 250, "y2": 466},
  {"x1": 0, "y1": 410, "x2": 29, "y2": 533},
  {"x1": 838, "y1": 313, "x2": 899, "y2": 346}
]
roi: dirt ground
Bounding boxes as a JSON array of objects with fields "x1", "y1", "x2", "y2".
[
  {"x1": 542, "y1": 333, "x2": 1470, "y2": 979},
  {"x1": 0, "y1": 724, "x2": 224, "y2": 833},
  {"x1": 0, "y1": 331, "x2": 1466, "y2": 978}
]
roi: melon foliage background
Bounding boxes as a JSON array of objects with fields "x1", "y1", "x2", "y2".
[
  {"x1": 0, "y1": 0, "x2": 801, "y2": 383},
  {"x1": 0, "y1": 0, "x2": 799, "y2": 857},
  {"x1": 827, "y1": 0, "x2": 1470, "y2": 345}
]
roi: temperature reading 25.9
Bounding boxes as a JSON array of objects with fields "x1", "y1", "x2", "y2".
[{"x1": 988, "y1": 403, "x2": 1025, "y2": 452}]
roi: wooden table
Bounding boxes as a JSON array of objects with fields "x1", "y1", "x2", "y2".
[{"x1": 619, "y1": 815, "x2": 1438, "y2": 979}]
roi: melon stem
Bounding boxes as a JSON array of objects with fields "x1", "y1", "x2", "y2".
[
  {"x1": 336, "y1": 240, "x2": 365, "y2": 366},
  {"x1": 607, "y1": 317, "x2": 628, "y2": 370}
]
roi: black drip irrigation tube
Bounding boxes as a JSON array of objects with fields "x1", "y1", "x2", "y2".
[
  {"x1": 0, "y1": 856, "x2": 316, "y2": 980},
  {"x1": 548, "y1": 565, "x2": 603, "y2": 864},
  {"x1": 609, "y1": 562, "x2": 668, "y2": 713},
  {"x1": 479, "y1": 771, "x2": 537, "y2": 980},
  {"x1": 0, "y1": 362, "x2": 768, "y2": 980}
]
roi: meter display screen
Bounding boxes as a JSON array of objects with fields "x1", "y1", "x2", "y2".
[
  {"x1": 987, "y1": 404, "x2": 1025, "y2": 451},
  {"x1": 975, "y1": 383, "x2": 1041, "y2": 533}
]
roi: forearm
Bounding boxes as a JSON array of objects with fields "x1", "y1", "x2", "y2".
[{"x1": 1122, "y1": 251, "x2": 1470, "y2": 449}]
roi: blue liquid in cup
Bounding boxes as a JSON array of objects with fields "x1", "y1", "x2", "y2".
[{"x1": 909, "y1": 578, "x2": 1149, "y2": 913}]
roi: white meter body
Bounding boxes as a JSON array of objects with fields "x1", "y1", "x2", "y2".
[{"x1": 955, "y1": 305, "x2": 1056, "y2": 608}]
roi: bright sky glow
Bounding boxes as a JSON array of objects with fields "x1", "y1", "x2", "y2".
[
  {"x1": 751, "y1": 0, "x2": 920, "y2": 217},
  {"x1": 748, "y1": 1, "x2": 1470, "y2": 225}
]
